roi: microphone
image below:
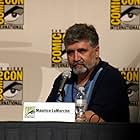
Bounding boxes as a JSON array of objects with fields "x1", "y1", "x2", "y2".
[
  {"x1": 57, "y1": 70, "x2": 71, "y2": 101},
  {"x1": 58, "y1": 70, "x2": 71, "y2": 93}
]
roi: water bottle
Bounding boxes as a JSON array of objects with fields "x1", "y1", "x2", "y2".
[{"x1": 75, "y1": 86, "x2": 87, "y2": 122}]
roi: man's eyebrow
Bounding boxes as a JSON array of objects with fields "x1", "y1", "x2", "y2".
[
  {"x1": 3, "y1": 82, "x2": 22, "y2": 93},
  {"x1": 121, "y1": 6, "x2": 140, "y2": 17},
  {"x1": 4, "y1": 6, "x2": 23, "y2": 17}
]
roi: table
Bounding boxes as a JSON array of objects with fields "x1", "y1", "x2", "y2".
[{"x1": 0, "y1": 122, "x2": 139, "y2": 140}]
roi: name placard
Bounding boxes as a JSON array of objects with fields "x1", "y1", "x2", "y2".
[{"x1": 23, "y1": 102, "x2": 75, "y2": 122}]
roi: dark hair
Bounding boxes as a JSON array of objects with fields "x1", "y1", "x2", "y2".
[{"x1": 64, "y1": 23, "x2": 99, "y2": 48}]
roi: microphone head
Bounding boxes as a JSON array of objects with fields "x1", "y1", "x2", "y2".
[{"x1": 62, "y1": 70, "x2": 71, "y2": 79}]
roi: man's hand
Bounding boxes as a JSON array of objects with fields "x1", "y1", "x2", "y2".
[{"x1": 85, "y1": 110, "x2": 105, "y2": 123}]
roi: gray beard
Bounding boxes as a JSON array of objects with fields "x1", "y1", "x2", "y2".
[
  {"x1": 72, "y1": 62, "x2": 96, "y2": 75},
  {"x1": 72, "y1": 67, "x2": 88, "y2": 75}
]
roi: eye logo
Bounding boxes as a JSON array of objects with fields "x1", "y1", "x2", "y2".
[
  {"x1": 4, "y1": 6, "x2": 24, "y2": 23},
  {"x1": 121, "y1": 6, "x2": 140, "y2": 25},
  {"x1": 0, "y1": 0, "x2": 24, "y2": 29},
  {"x1": 3, "y1": 81, "x2": 23, "y2": 100},
  {"x1": 110, "y1": 0, "x2": 140, "y2": 30}
]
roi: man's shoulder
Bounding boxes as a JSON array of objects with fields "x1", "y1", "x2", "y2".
[
  {"x1": 101, "y1": 61, "x2": 119, "y2": 72},
  {"x1": 101, "y1": 60, "x2": 122, "y2": 78}
]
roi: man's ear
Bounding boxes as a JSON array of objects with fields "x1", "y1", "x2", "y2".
[{"x1": 95, "y1": 45, "x2": 99, "y2": 58}]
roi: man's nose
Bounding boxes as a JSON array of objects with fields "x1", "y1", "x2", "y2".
[{"x1": 74, "y1": 51, "x2": 81, "y2": 61}]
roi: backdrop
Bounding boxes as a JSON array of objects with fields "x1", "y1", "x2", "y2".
[{"x1": 0, "y1": 0, "x2": 139, "y2": 122}]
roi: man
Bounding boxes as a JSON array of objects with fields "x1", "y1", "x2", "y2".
[{"x1": 47, "y1": 23, "x2": 130, "y2": 123}]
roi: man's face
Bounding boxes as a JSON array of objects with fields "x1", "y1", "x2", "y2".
[{"x1": 66, "y1": 41, "x2": 99, "y2": 75}]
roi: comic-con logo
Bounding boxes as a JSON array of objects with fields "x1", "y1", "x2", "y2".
[
  {"x1": 110, "y1": 0, "x2": 140, "y2": 30},
  {"x1": 24, "y1": 106, "x2": 35, "y2": 118},
  {"x1": 121, "y1": 68, "x2": 139, "y2": 106},
  {"x1": 0, "y1": 67, "x2": 23, "y2": 105},
  {"x1": 51, "y1": 29, "x2": 69, "y2": 68},
  {"x1": 0, "y1": 0, "x2": 24, "y2": 29}
]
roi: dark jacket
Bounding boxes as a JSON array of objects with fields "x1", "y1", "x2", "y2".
[{"x1": 46, "y1": 60, "x2": 130, "y2": 122}]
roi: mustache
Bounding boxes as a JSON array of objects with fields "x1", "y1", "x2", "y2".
[{"x1": 72, "y1": 61, "x2": 85, "y2": 67}]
